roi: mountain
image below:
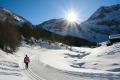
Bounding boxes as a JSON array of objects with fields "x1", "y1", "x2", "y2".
[
  {"x1": 39, "y1": 19, "x2": 83, "y2": 41},
  {"x1": 39, "y1": 4, "x2": 120, "y2": 43},
  {"x1": 80, "y1": 4, "x2": 120, "y2": 42},
  {"x1": 0, "y1": 7, "x2": 34, "y2": 41},
  {"x1": 37, "y1": 19, "x2": 96, "y2": 46},
  {"x1": 40, "y1": 18, "x2": 80, "y2": 37},
  {"x1": 0, "y1": 7, "x2": 33, "y2": 53},
  {"x1": 0, "y1": 7, "x2": 32, "y2": 26},
  {"x1": 0, "y1": 4, "x2": 120, "y2": 52}
]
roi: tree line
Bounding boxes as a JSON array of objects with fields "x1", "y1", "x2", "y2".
[{"x1": 0, "y1": 21, "x2": 96, "y2": 53}]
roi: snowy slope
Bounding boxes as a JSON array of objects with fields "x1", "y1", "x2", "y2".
[
  {"x1": 39, "y1": 43, "x2": 120, "y2": 73},
  {"x1": 39, "y1": 4, "x2": 120, "y2": 42},
  {"x1": 16, "y1": 43, "x2": 120, "y2": 80},
  {"x1": 0, "y1": 7, "x2": 32, "y2": 26},
  {"x1": 77, "y1": 43, "x2": 120, "y2": 72},
  {"x1": 0, "y1": 49, "x2": 29, "y2": 80},
  {"x1": 40, "y1": 19, "x2": 81, "y2": 37},
  {"x1": 0, "y1": 41, "x2": 120, "y2": 80},
  {"x1": 79, "y1": 4, "x2": 120, "y2": 42}
]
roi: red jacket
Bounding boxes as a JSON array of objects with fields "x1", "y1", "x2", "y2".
[{"x1": 24, "y1": 56, "x2": 30, "y2": 63}]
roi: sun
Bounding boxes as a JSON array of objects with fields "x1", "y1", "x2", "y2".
[{"x1": 66, "y1": 10, "x2": 78, "y2": 23}]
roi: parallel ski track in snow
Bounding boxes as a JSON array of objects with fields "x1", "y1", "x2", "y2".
[
  {"x1": 28, "y1": 67, "x2": 46, "y2": 80},
  {"x1": 23, "y1": 49, "x2": 120, "y2": 80},
  {"x1": 22, "y1": 50, "x2": 46, "y2": 80},
  {"x1": 24, "y1": 66, "x2": 46, "y2": 80}
]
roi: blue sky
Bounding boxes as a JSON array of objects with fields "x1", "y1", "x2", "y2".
[{"x1": 0, "y1": 0, "x2": 120, "y2": 24}]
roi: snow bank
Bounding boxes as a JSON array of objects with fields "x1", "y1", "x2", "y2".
[
  {"x1": 0, "y1": 49, "x2": 28, "y2": 80},
  {"x1": 39, "y1": 43, "x2": 120, "y2": 74}
]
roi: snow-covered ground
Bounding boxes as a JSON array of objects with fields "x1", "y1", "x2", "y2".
[
  {"x1": 39, "y1": 44, "x2": 120, "y2": 74},
  {"x1": 0, "y1": 42, "x2": 120, "y2": 80},
  {"x1": 0, "y1": 49, "x2": 28, "y2": 80}
]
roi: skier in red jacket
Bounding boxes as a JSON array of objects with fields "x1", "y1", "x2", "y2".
[{"x1": 24, "y1": 54, "x2": 30, "y2": 69}]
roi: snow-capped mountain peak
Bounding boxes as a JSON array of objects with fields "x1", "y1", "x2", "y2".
[
  {"x1": 40, "y1": 18, "x2": 81, "y2": 37},
  {"x1": 88, "y1": 4, "x2": 120, "y2": 21}
]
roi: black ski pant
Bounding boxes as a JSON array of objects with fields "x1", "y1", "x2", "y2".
[{"x1": 25, "y1": 62, "x2": 29, "y2": 69}]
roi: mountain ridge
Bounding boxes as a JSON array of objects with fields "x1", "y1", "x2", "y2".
[
  {"x1": 0, "y1": 7, "x2": 32, "y2": 27},
  {"x1": 38, "y1": 4, "x2": 120, "y2": 42}
]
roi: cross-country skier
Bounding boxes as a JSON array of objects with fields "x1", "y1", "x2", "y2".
[{"x1": 24, "y1": 54, "x2": 30, "y2": 69}]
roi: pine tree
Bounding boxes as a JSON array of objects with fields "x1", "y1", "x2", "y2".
[{"x1": 0, "y1": 21, "x2": 20, "y2": 53}]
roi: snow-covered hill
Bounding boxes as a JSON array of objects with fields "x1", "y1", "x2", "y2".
[
  {"x1": 80, "y1": 4, "x2": 120, "y2": 42},
  {"x1": 0, "y1": 49, "x2": 28, "y2": 80},
  {"x1": 40, "y1": 18, "x2": 81, "y2": 37},
  {"x1": 0, "y1": 7, "x2": 32, "y2": 26},
  {"x1": 0, "y1": 40, "x2": 120, "y2": 80},
  {"x1": 39, "y1": 4, "x2": 120, "y2": 42},
  {"x1": 40, "y1": 42, "x2": 120, "y2": 73}
]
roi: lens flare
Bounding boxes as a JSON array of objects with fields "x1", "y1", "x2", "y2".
[{"x1": 66, "y1": 11, "x2": 77, "y2": 23}]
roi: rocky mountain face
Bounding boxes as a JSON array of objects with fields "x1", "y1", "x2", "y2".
[
  {"x1": 81, "y1": 4, "x2": 120, "y2": 42},
  {"x1": 0, "y1": 7, "x2": 32, "y2": 27}
]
